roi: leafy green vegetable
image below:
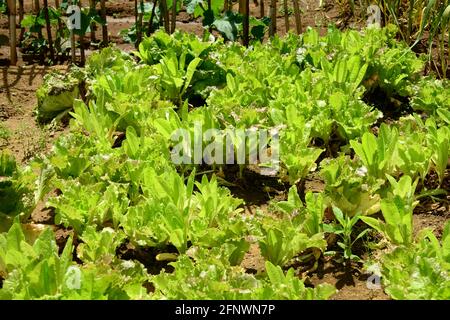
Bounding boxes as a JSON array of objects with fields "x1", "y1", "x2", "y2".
[
  {"x1": 258, "y1": 190, "x2": 327, "y2": 266},
  {"x1": 0, "y1": 220, "x2": 149, "y2": 300},
  {"x1": 150, "y1": 245, "x2": 336, "y2": 299},
  {"x1": 361, "y1": 175, "x2": 418, "y2": 246},
  {"x1": 326, "y1": 208, "x2": 370, "y2": 264},
  {"x1": 321, "y1": 155, "x2": 382, "y2": 216},
  {"x1": 375, "y1": 222, "x2": 450, "y2": 299},
  {"x1": 350, "y1": 123, "x2": 398, "y2": 180},
  {"x1": 36, "y1": 68, "x2": 84, "y2": 123}
]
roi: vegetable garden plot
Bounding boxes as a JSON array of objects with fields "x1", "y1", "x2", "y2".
[{"x1": 0, "y1": 26, "x2": 449, "y2": 300}]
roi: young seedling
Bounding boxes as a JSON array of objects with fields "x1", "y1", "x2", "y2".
[{"x1": 325, "y1": 207, "x2": 370, "y2": 265}]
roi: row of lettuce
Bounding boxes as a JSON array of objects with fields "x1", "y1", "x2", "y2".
[{"x1": 0, "y1": 26, "x2": 449, "y2": 299}]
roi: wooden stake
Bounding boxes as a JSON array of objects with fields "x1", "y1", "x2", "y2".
[
  {"x1": 7, "y1": 0, "x2": 17, "y2": 65},
  {"x1": 269, "y1": 0, "x2": 277, "y2": 37},
  {"x1": 18, "y1": 0, "x2": 25, "y2": 43},
  {"x1": 207, "y1": 0, "x2": 212, "y2": 33},
  {"x1": 34, "y1": 0, "x2": 40, "y2": 13},
  {"x1": 171, "y1": 0, "x2": 177, "y2": 34},
  {"x1": 136, "y1": 0, "x2": 144, "y2": 45},
  {"x1": 55, "y1": 0, "x2": 63, "y2": 36},
  {"x1": 43, "y1": 0, "x2": 55, "y2": 62},
  {"x1": 160, "y1": 0, "x2": 170, "y2": 33},
  {"x1": 243, "y1": 0, "x2": 249, "y2": 46},
  {"x1": 100, "y1": 0, "x2": 108, "y2": 46},
  {"x1": 89, "y1": 0, "x2": 96, "y2": 43},
  {"x1": 80, "y1": 34, "x2": 85, "y2": 65},
  {"x1": 238, "y1": 0, "x2": 244, "y2": 14},
  {"x1": 292, "y1": 0, "x2": 302, "y2": 34},
  {"x1": 283, "y1": 0, "x2": 289, "y2": 32},
  {"x1": 34, "y1": 0, "x2": 44, "y2": 39},
  {"x1": 134, "y1": 0, "x2": 138, "y2": 28},
  {"x1": 147, "y1": 0, "x2": 158, "y2": 36},
  {"x1": 71, "y1": 30, "x2": 76, "y2": 62}
]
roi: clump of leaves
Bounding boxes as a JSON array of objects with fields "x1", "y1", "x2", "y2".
[
  {"x1": 371, "y1": 222, "x2": 450, "y2": 300},
  {"x1": 257, "y1": 187, "x2": 327, "y2": 266},
  {"x1": 325, "y1": 208, "x2": 370, "y2": 265},
  {"x1": 321, "y1": 155, "x2": 382, "y2": 217},
  {"x1": 150, "y1": 245, "x2": 336, "y2": 299},
  {"x1": 361, "y1": 175, "x2": 418, "y2": 246}
]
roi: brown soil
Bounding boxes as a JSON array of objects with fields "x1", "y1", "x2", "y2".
[
  {"x1": 309, "y1": 258, "x2": 390, "y2": 300},
  {"x1": 0, "y1": 65, "x2": 68, "y2": 162},
  {"x1": 117, "y1": 242, "x2": 177, "y2": 275},
  {"x1": 413, "y1": 170, "x2": 450, "y2": 239}
]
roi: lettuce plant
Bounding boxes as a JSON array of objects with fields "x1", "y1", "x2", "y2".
[
  {"x1": 411, "y1": 78, "x2": 450, "y2": 115},
  {"x1": 0, "y1": 151, "x2": 36, "y2": 222},
  {"x1": 375, "y1": 222, "x2": 450, "y2": 299},
  {"x1": 77, "y1": 226, "x2": 126, "y2": 264},
  {"x1": 150, "y1": 245, "x2": 336, "y2": 300},
  {"x1": 321, "y1": 155, "x2": 382, "y2": 216},
  {"x1": 36, "y1": 68, "x2": 84, "y2": 123},
  {"x1": 0, "y1": 221, "x2": 149, "y2": 300},
  {"x1": 280, "y1": 127, "x2": 324, "y2": 185},
  {"x1": 426, "y1": 119, "x2": 450, "y2": 186},
  {"x1": 48, "y1": 181, "x2": 129, "y2": 234},
  {"x1": 350, "y1": 123, "x2": 398, "y2": 180},
  {"x1": 156, "y1": 50, "x2": 201, "y2": 105},
  {"x1": 397, "y1": 135, "x2": 432, "y2": 183},
  {"x1": 361, "y1": 175, "x2": 418, "y2": 246},
  {"x1": 257, "y1": 193, "x2": 327, "y2": 266},
  {"x1": 272, "y1": 187, "x2": 326, "y2": 237}
]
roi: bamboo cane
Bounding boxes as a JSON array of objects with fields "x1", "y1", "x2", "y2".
[
  {"x1": 55, "y1": 0, "x2": 63, "y2": 36},
  {"x1": 269, "y1": 0, "x2": 277, "y2": 37},
  {"x1": 7, "y1": 0, "x2": 17, "y2": 65},
  {"x1": 34, "y1": 0, "x2": 44, "y2": 39},
  {"x1": 283, "y1": 0, "x2": 289, "y2": 32},
  {"x1": 18, "y1": 0, "x2": 25, "y2": 43},
  {"x1": 43, "y1": 0, "x2": 55, "y2": 61},
  {"x1": 292, "y1": 0, "x2": 302, "y2": 34},
  {"x1": 243, "y1": 0, "x2": 249, "y2": 46},
  {"x1": 134, "y1": 0, "x2": 138, "y2": 28},
  {"x1": 89, "y1": 0, "x2": 96, "y2": 43},
  {"x1": 70, "y1": 0, "x2": 76, "y2": 63},
  {"x1": 160, "y1": 0, "x2": 170, "y2": 33},
  {"x1": 171, "y1": 0, "x2": 177, "y2": 33},
  {"x1": 147, "y1": 0, "x2": 158, "y2": 36},
  {"x1": 136, "y1": 0, "x2": 144, "y2": 45},
  {"x1": 100, "y1": 0, "x2": 108, "y2": 46}
]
